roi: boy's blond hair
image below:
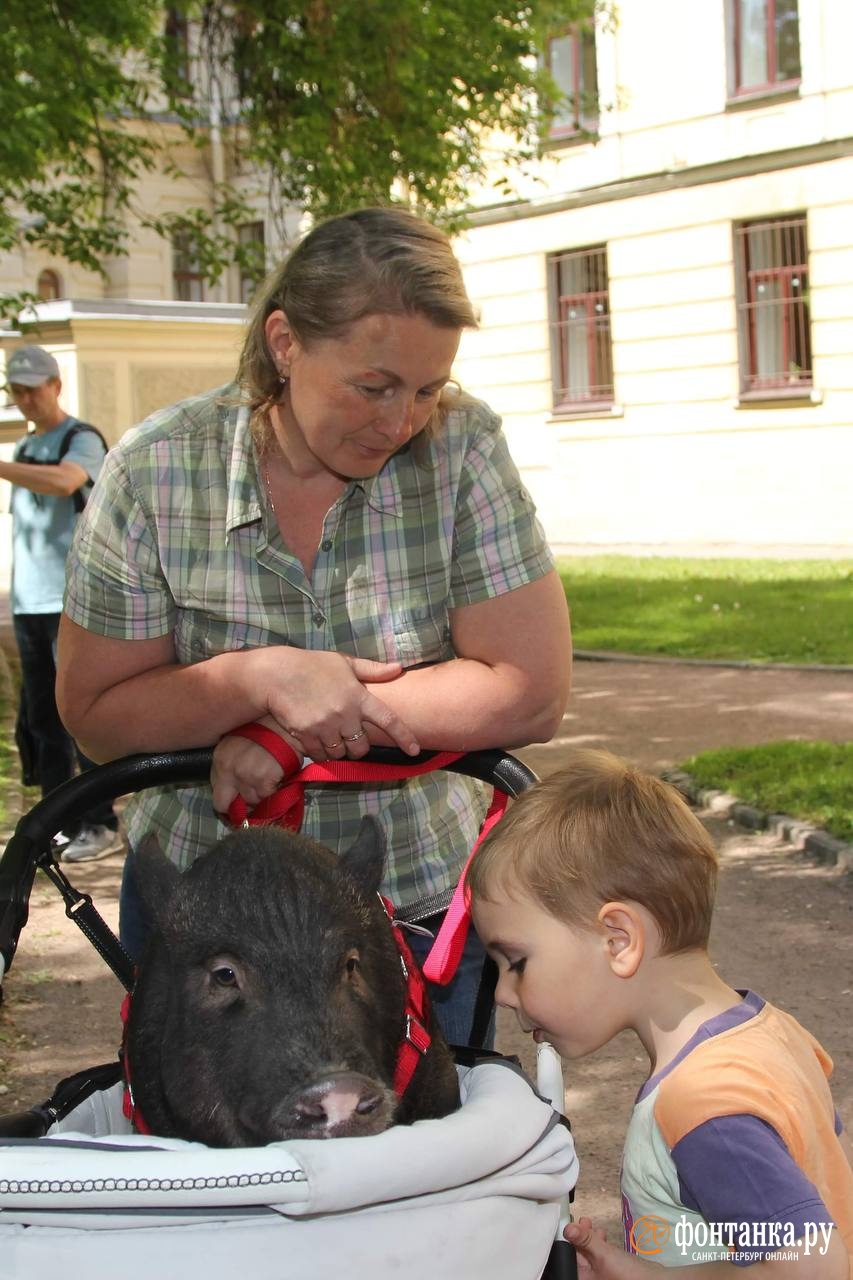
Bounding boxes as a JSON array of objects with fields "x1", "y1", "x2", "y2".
[{"x1": 467, "y1": 749, "x2": 719, "y2": 955}]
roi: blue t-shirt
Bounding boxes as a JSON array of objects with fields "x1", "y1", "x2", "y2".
[{"x1": 11, "y1": 417, "x2": 108, "y2": 614}]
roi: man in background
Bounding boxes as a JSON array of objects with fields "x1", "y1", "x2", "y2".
[{"x1": 1, "y1": 344, "x2": 121, "y2": 861}]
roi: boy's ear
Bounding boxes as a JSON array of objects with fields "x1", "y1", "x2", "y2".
[{"x1": 597, "y1": 902, "x2": 646, "y2": 978}]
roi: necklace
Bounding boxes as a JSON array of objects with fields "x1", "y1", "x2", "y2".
[{"x1": 261, "y1": 456, "x2": 277, "y2": 516}]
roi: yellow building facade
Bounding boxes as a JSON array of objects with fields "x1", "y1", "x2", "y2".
[
  {"x1": 1, "y1": 0, "x2": 851, "y2": 556},
  {"x1": 451, "y1": 0, "x2": 853, "y2": 554}
]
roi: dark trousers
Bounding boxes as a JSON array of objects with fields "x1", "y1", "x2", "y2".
[{"x1": 13, "y1": 612, "x2": 117, "y2": 831}]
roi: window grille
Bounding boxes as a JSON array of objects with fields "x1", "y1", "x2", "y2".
[
  {"x1": 548, "y1": 246, "x2": 613, "y2": 411},
  {"x1": 735, "y1": 215, "x2": 812, "y2": 393}
]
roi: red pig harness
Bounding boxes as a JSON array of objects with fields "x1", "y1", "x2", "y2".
[{"x1": 121, "y1": 724, "x2": 508, "y2": 1132}]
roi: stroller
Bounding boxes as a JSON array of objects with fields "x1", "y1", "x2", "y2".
[{"x1": 0, "y1": 747, "x2": 579, "y2": 1279}]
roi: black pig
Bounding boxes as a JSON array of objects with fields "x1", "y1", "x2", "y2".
[{"x1": 125, "y1": 819, "x2": 460, "y2": 1146}]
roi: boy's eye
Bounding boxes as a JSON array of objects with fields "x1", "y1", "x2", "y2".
[{"x1": 508, "y1": 957, "x2": 526, "y2": 975}]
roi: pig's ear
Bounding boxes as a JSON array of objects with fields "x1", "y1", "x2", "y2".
[
  {"x1": 133, "y1": 832, "x2": 181, "y2": 925},
  {"x1": 339, "y1": 816, "x2": 386, "y2": 897}
]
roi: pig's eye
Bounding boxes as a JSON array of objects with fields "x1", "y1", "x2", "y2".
[
  {"x1": 203, "y1": 954, "x2": 244, "y2": 995},
  {"x1": 344, "y1": 950, "x2": 361, "y2": 977}
]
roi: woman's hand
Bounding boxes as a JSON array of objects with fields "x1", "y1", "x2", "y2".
[
  {"x1": 256, "y1": 649, "x2": 421, "y2": 763},
  {"x1": 211, "y1": 716, "x2": 302, "y2": 817},
  {"x1": 212, "y1": 650, "x2": 423, "y2": 816}
]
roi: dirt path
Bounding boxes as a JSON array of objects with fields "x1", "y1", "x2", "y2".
[{"x1": 1, "y1": 654, "x2": 851, "y2": 1244}]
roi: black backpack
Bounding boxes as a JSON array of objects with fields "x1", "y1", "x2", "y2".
[{"x1": 16, "y1": 420, "x2": 109, "y2": 513}]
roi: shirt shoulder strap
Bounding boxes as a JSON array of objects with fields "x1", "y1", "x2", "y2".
[
  {"x1": 58, "y1": 420, "x2": 110, "y2": 459},
  {"x1": 57, "y1": 420, "x2": 109, "y2": 512}
]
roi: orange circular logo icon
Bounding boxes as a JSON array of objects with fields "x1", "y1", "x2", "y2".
[{"x1": 630, "y1": 1215, "x2": 671, "y2": 1256}]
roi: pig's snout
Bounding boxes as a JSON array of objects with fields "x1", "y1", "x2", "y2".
[{"x1": 276, "y1": 1072, "x2": 397, "y2": 1139}]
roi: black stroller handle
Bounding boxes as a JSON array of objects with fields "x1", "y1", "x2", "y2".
[{"x1": 0, "y1": 746, "x2": 537, "y2": 984}]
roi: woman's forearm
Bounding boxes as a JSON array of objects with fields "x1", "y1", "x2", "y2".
[
  {"x1": 365, "y1": 654, "x2": 569, "y2": 752},
  {"x1": 57, "y1": 619, "x2": 419, "y2": 763},
  {"x1": 364, "y1": 577, "x2": 572, "y2": 752},
  {"x1": 59, "y1": 648, "x2": 274, "y2": 761},
  {"x1": 59, "y1": 574, "x2": 571, "y2": 763},
  {"x1": 74, "y1": 651, "x2": 566, "y2": 763}
]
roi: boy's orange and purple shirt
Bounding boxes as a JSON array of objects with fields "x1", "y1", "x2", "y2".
[{"x1": 621, "y1": 991, "x2": 853, "y2": 1270}]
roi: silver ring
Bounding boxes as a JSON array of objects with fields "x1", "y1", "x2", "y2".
[
  {"x1": 323, "y1": 739, "x2": 343, "y2": 751},
  {"x1": 343, "y1": 729, "x2": 367, "y2": 743}
]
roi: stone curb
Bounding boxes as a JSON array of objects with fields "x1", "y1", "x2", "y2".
[
  {"x1": 575, "y1": 649, "x2": 853, "y2": 674},
  {"x1": 660, "y1": 769, "x2": 853, "y2": 875}
]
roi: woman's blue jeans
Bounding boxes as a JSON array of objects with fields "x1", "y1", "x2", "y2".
[{"x1": 406, "y1": 912, "x2": 496, "y2": 1050}]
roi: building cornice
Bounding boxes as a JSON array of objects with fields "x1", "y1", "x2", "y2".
[
  {"x1": 15, "y1": 299, "x2": 247, "y2": 327},
  {"x1": 465, "y1": 136, "x2": 853, "y2": 227}
]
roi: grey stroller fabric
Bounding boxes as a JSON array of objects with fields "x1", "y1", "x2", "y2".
[{"x1": 0, "y1": 1058, "x2": 578, "y2": 1280}]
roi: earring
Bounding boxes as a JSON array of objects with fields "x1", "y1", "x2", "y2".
[{"x1": 277, "y1": 367, "x2": 289, "y2": 386}]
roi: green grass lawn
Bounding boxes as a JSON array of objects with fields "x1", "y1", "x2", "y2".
[
  {"x1": 558, "y1": 556, "x2": 853, "y2": 665},
  {"x1": 682, "y1": 741, "x2": 853, "y2": 844},
  {"x1": 556, "y1": 556, "x2": 852, "y2": 837}
]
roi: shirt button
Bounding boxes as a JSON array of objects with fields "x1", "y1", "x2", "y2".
[
  {"x1": 313, "y1": 611, "x2": 325, "y2": 627},
  {"x1": 321, "y1": 539, "x2": 333, "y2": 551}
]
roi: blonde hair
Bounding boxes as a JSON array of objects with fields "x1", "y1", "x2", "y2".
[
  {"x1": 467, "y1": 749, "x2": 718, "y2": 955},
  {"x1": 237, "y1": 206, "x2": 477, "y2": 434}
]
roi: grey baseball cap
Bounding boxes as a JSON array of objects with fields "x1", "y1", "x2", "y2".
[{"x1": 5, "y1": 345, "x2": 61, "y2": 387}]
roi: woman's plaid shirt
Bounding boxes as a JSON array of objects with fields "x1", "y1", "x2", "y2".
[{"x1": 65, "y1": 386, "x2": 553, "y2": 914}]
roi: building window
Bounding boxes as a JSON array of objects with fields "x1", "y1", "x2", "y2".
[
  {"x1": 164, "y1": 7, "x2": 192, "y2": 95},
  {"x1": 735, "y1": 215, "x2": 812, "y2": 394},
  {"x1": 36, "y1": 269, "x2": 63, "y2": 301},
  {"x1": 546, "y1": 28, "x2": 598, "y2": 137},
  {"x1": 237, "y1": 221, "x2": 266, "y2": 304},
  {"x1": 172, "y1": 231, "x2": 205, "y2": 301},
  {"x1": 548, "y1": 246, "x2": 613, "y2": 411},
  {"x1": 728, "y1": 0, "x2": 801, "y2": 97}
]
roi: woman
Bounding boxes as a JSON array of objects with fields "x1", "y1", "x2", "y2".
[{"x1": 56, "y1": 207, "x2": 571, "y2": 1045}]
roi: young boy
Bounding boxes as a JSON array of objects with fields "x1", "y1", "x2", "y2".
[{"x1": 467, "y1": 748, "x2": 852, "y2": 1277}]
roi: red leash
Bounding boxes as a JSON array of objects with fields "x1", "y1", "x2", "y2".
[
  {"x1": 120, "y1": 991, "x2": 151, "y2": 1134},
  {"x1": 224, "y1": 724, "x2": 509, "y2": 986}
]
